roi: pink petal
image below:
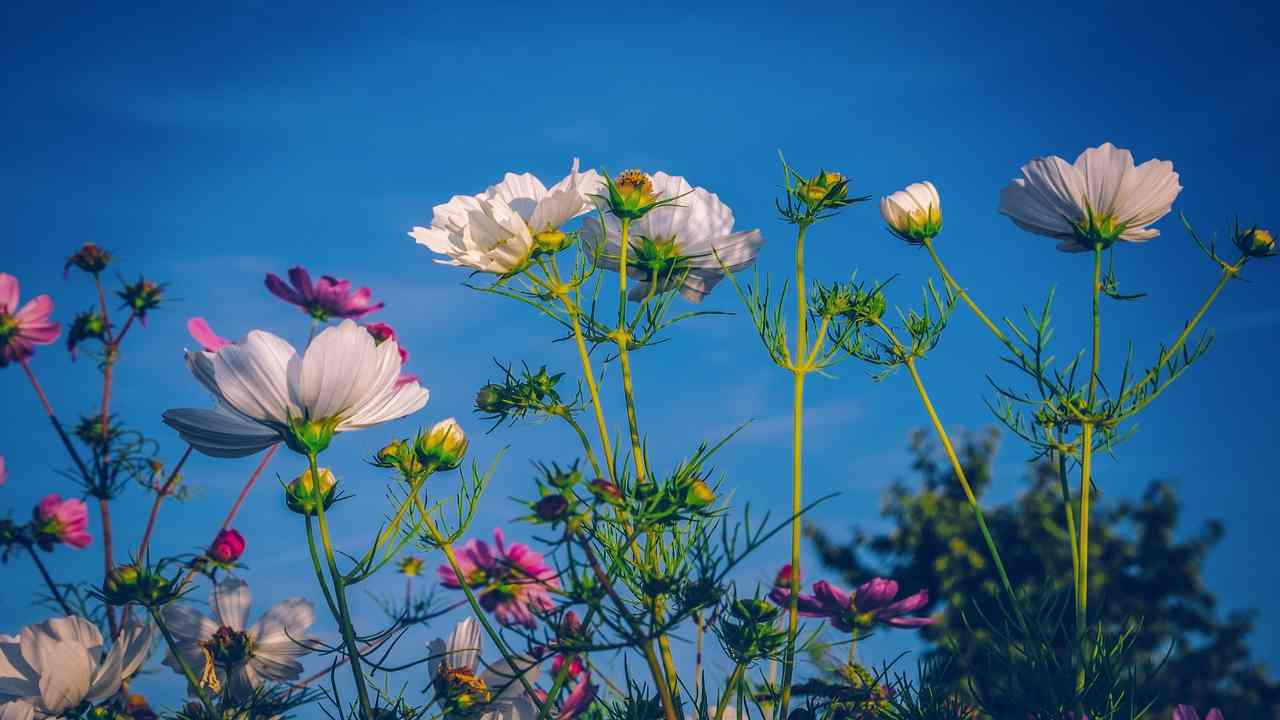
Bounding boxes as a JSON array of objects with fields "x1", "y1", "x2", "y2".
[
  {"x1": 881, "y1": 588, "x2": 929, "y2": 617},
  {"x1": 265, "y1": 273, "x2": 302, "y2": 306},
  {"x1": 187, "y1": 317, "x2": 232, "y2": 352},
  {"x1": 288, "y1": 267, "x2": 315, "y2": 299},
  {"x1": 0, "y1": 273, "x2": 19, "y2": 312},
  {"x1": 854, "y1": 577, "x2": 899, "y2": 612}
]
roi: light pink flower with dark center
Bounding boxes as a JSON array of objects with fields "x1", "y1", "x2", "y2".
[
  {"x1": 187, "y1": 317, "x2": 231, "y2": 352},
  {"x1": 438, "y1": 528, "x2": 560, "y2": 628},
  {"x1": 32, "y1": 493, "x2": 91, "y2": 550},
  {"x1": 1174, "y1": 706, "x2": 1224, "y2": 720},
  {"x1": 770, "y1": 577, "x2": 932, "y2": 633},
  {"x1": 0, "y1": 273, "x2": 60, "y2": 367},
  {"x1": 265, "y1": 266, "x2": 384, "y2": 321}
]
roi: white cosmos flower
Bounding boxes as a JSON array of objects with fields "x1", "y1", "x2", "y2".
[
  {"x1": 582, "y1": 172, "x2": 764, "y2": 303},
  {"x1": 161, "y1": 576, "x2": 315, "y2": 701},
  {"x1": 0, "y1": 616, "x2": 154, "y2": 720},
  {"x1": 429, "y1": 618, "x2": 541, "y2": 720},
  {"x1": 411, "y1": 159, "x2": 602, "y2": 274},
  {"x1": 163, "y1": 319, "x2": 429, "y2": 457},
  {"x1": 880, "y1": 181, "x2": 942, "y2": 244},
  {"x1": 998, "y1": 142, "x2": 1182, "y2": 252}
]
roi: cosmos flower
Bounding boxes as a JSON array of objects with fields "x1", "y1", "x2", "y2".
[
  {"x1": 553, "y1": 676, "x2": 597, "y2": 720},
  {"x1": 770, "y1": 577, "x2": 932, "y2": 633},
  {"x1": 410, "y1": 159, "x2": 601, "y2": 274},
  {"x1": 208, "y1": 528, "x2": 246, "y2": 564},
  {"x1": 161, "y1": 576, "x2": 315, "y2": 701},
  {"x1": 0, "y1": 273, "x2": 60, "y2": 368},
  {"x1": 998, "y1": 143, "x2": 1182, "y2": 252},
  {"x1": 1174, "y1": 707, "x2": 1223, "y2": 720},
  {"x1": 438, "y1": 528, "x2": 559, "y2": 628},
  {"x1": 0, "y1": 616, "x2": 154, "y2": 719},
  {"x1": 880, "y1": 181, "x2": 942, "y2": 244},
  {"x1": 265, "y1": 266, "x2": 384, "y2": 321},
  {"x1": 187, "y1": 317, "x2": 231, "y2": 353},
  {"x1": 582, "y1": 172, "x2": 764, "y2": 302},
  {"x1": 162, "y1": 320, "x2": 429, "y2": 458},
  {"x1": 429, "y1": 617, "x2": 542, "y2": 720},
  {"x1": 32, "y1": 493, "x2": 91, "y2": 550}
]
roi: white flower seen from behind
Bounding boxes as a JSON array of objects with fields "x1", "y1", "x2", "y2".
[{"x1": 429, "y1": 617, "x2": 542, "y2": 720}]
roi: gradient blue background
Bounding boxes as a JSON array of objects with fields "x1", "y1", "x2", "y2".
[{"x1": 2, "y1": 0, "x2": 1277, "y2": 712}]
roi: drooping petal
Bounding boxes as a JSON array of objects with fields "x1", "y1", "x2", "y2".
[
  {"x1": 853, "y1": 578, "x2": 899, "y2": 612},
  {"x1": 162, "y1": 407, "x2": 281, "y2": 458},
  {"x1": 161, "y1": 605, "x2": 218, "y2": 646},
  {"x1": 251, "y1": 598, "x2": 315, "y2": 658}
]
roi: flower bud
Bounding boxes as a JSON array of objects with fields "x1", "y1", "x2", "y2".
[
  {"x1": 880, "y1": 181, "x2": 943, "y2": 244},
  {"x1": 285, "y1": 466, "x2": 338, "y2": 515},
  {"x1": 208, "y1": 528, "x2": 246, "y2": 564},
  {"x1": 65, "y1": 242, "x2": 112, "y2": 276},
  {"x1": 533, "y1": 229, "x2": 575, "y2": 255},
  {"x1": 475, "y1": 384, "x2": 506, "y2": 414},
  {"x1": 851, "y1": 289, "x2": 886, "y2": 325},
  {"x1": 101, "y1": 564, "x2": 174, "y2": 607},
  {"x1": 603, "y1": 169, "x2": 665, "y2": 220},
  {"x1": 286, "y1": 416, "x2": 339, "y2": 456},
  {"x1": 397, "y1": 554, "x2": 425, "y2": 577},
  {"x1": 774, "y1": 564, "x2": 797, "y2": 589},
  {"x1": 117, "y1": 277, "x2": 165, "y2": 322},
  {"x1": 587, "y1": 478, "x2": 622, "y2": 505},
  {"x1": 685, "y1": 478, "x2": 715, "y2": 507},
  {"x1": 415, "y1": 418, "x2": 468, "y2": 471},
  {"x1": 1236, "y1": 226, "x2": 1276, "y2": 258},
  {"x1": 795, "y1": 171, "x2": 848, "y2": 208},
  {"x1": 534, "y1": 494, "x2": 570, "y2": 523},
  {"x1": 67, "y1": 310, "x2": 107, "y2": 360}
]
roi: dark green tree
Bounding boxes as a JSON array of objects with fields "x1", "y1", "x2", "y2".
[{"x1": 809, "y1": 428, "x2": 1279, "y2": 719}]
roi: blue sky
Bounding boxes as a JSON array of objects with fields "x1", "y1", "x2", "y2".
[{"x1": 2, "y1": 0, "x2": 1278, "y2": 711}]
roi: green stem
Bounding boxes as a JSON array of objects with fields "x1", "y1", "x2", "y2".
[
  {"x1": 304, "y1": 516, "x2": 341, "y2": 620},
  {"x1": 923, "y1": 238, "x2": 1025, "y2": 361},
  {"x1": 716, "y1": 663, "x2": 747, "y2": 720},
  {"x1": 310, "y1": 453, "x2": 373, "y2": 719},
  {"x1": 26, "y1": 545, "x2": 73, "y2": 615},
  {"x1": 615, "y1": 217, "x2": 647, "y2": 480},
  {"x1": 559, "y1": 411, "x2": 602, "y2": 478},
  {"x1": 778, "y1": 222, "x2": 810, "y2": 720},
  {"x1": 151, "y1": 606, "x2": 218, "y2": 717}
]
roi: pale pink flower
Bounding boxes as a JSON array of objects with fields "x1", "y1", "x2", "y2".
[
  {"x1": 265, "y1": 266, "x2": 383, "y2": 321},
  {"x1": 0, "y1": 273, "x2": 60, "y2": 367},
  {"x1": 187, "y1": 317, "x2": 231, "y2": 352},
  {"x1": 438, "y1": 528, "x2": 560, "y2": 628},
  {"x1": 33, "y1": 493, "x2": 91, "y2": 550}
]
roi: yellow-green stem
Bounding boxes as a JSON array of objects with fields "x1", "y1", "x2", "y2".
[
  {"x1": 563, "y1": 296, "x2": 616, "y2": 480},
  {"x1": 716, "y1": 663, "x2": 747, "y2": 720},
  {"x1": 614, "y1": 217, "x2": 647, "y2": 480},
  {"x1": 310, "y1": 453, "x2": 373, "y2": 719}
]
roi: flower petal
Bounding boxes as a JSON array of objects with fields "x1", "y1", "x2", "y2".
[
  {"x1": 210, "y1": 330, "x2": 299, "y2": 424},
  {"x1": 162, "y1": 407, "x2": 281, "y2": 458},
  {"x1": 211, "y1": 577, "x2": 253, "y2": 631}
]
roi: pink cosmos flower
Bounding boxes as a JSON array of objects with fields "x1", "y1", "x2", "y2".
[
  {"x1": 1174, "y1": 706, "x2": 1224, "y2": 720},
  {"x1": 0, "y1": 455, "x2": 6, "y2": 487},
  {"x1": 363, "y1": 322, "x2": 418, "y2": 387},
  {"x1": 556, "y1": 675, "x2": 598, "y2": 720},
  {"x1": 0, "y1": 273, "x2": 60, "y2": 367},
  {"x1": 265, "y1": 267, "x2": 384, "y2": 321},
  {"x1": 438, "y1": 528, "x2": 560, "y2": 628},
  {"x1": 32, "y1": 493, "x2": 91, "y2": 550},
  {"x1": 187, "y1": 317, "x2": 231, "y2": 352},
  {"x1": 209, "y1": 528, "x2": 246, "y2": 564},
  {"x1": 770, "y1": 576, "x2": 932, "y2": 633}
]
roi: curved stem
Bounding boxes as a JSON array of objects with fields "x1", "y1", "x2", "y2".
[
  {"x1": 151, "y1": 606, "x2": 218, "y2": 717},
  {"x1": 303, "y1": 516, "x2": 341, "y2": 619},
  {"x1": 558, "y1": 411, "x2": 602, "y2": 478},
  {"x1": 136, "y1": 446, "x2": 193, "y2": 560},
  {"x1": 310, "y1": 453, "x2": 373, "y2": 719},
  {"x1": 218, "y1": 444, "x2": 279, "y2": 532},
  {"x1": 563, "y1": 296, "x2": 616, "y2": 481},
  {"x1": 26, "y1": 545, "x2": 73, "y2": 615},
  {"x1": 923, "y1": 238, "x2": 1024, "y2": 360}
]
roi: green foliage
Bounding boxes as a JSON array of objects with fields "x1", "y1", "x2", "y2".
[{"x1": 809, "y1": 428, "x2": 1280, "y2": 719}]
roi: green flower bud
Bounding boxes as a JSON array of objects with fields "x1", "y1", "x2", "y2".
[
  {"x1": 685, "y1": 478, "x2": 715, "y2": 507},
  {"x1": 588, "y1": 478, "x2": 622, "y2": 505},
  {"x1": 532, "y1": 229, "x2": 575, "y2": 254},
  {"x1": 285, "y1": 467, "x2": 338, "y2": 516},
  {"x1": 415, "y1": 418, "x2": 468, "y2": 471},
  {"x1": 101, "y1": 564, "x2": 176, "y2": 607},
  {"x1": 475, "y1": 384, "x2": 506, "y2": 414},
  {"x1": 795, "y1": 171, "x2": 848, "y2": 208},
  {"x1": 285, "y1": 415, "x2": 339, "y2": 456},
  {"x1": 1236, "y1": 226, "x2": 1276, "y2": 258}
]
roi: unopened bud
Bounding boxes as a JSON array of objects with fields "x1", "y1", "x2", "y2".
[
  {"x1": 534, "y1": 494, "x2": 570, "y2": 522},
  {"x1": 587, "y1": 478, "x2": 622, "y2": 505},
  {"x1": 415, "y1": 418, "x2": 468, "y2": 471},
  {"x1": 285, "y1": 467, "x2": 338, "y2": 516}
]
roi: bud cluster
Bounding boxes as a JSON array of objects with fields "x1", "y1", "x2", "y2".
[
  {"x1": 67, "y1": 309, "x2": 107, "y2": 359},
  {"x1": 474, "y1": 364, "x2": 572, "y2": 429}
]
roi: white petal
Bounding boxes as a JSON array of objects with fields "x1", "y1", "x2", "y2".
[
  {"x1": 224, "y1": 664, "x2": 259, "y2": 702},
  {"x1": 1115, "y1": 157, "x2": 1181, "y2": 233},
  {"x1": 85, "y1": 622, "x2": 152, "y2": 703},
  {"x1": 162, "y1": 407, "x2": 281, "y2": 458},
  {"x1": 481, "y1": 655, "x2": 541, "y2": 701},
  {"x1": 0, "y1": 635, "x2": 37, "y2": 700},
  {"x1": 1075, "y1": 142, "x2": 1133, "y2": 218},
  {"x1": 210, "y1": 330, "x2": 299, "y2": 425},
  {"x1": 0, "y1": 699, "x2": 35, "y2": 720},
  {"x1": 211, "y1": 577, "x2": 252, "y2": 631},
  {"x1": 485, "y1": 172, "x2": 548, "y2": 224},
  {"x1": 20, "y1": 621, "x2": 92, "y2": 713},
  {"x1": 298, "y1": 320, "x2": 393, "y2": 422},
  {"x1": 339, "y1": 380, "x2": 429, "y2": 430},
  {"x1": 446, "y1": 618, "x2": 482, "y2": 671},
  {"x1": 251, "y1": 598, "x2": 315, "y2": 658},
  {"x1": 161, "y1": 605, "x2": 218, "y2": 645}
]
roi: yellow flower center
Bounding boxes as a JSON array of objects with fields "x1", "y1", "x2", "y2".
[{"x1": 615, "y1": 169, "x2": 656, "y2": 206}]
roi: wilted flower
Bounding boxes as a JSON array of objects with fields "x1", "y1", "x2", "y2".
[
  {"x1": 66, "y1": 309, "x2": 107, "y2": 360},
  {"x1": 163, "y1": 320, "x2": 429, "y2": 458},
  {"x1": 0, "y1": 273, "x2": 60, "y2": 368},
  {"x1": 583, "y1": 172, "x2": 764, "y2": 302},
  {"x1": 209, "y1": 528, "x2": 246, "y2": 564},
  {"x1": 770, "y1": 577, "x2": 932, "y2": 633},
  {"x1": 118, "y1": 277, "x2": 165, "y2": 324},
  {"x1": 416, "y1": 418, "x2": 469, "y2": 471},
  {"x1": 64, "y1": 242, "x2": 112, "y2": 276},
  {"x1": 161, "y1": 576, "x2": 315, "y2": 700},
  {"x1": 412, "y1": 159, "x2": 601, "y2": 274},
  {"x1": 881, "y1": 181, "x2": 943, "y2": 244},
  {"x1": 429, "y1": 617, "x2": 542, "y2": 720},
  {"x1": 187, "y1": 317, "x2": 231, "y2": 352},
  {"x1": 284, "y1": 466, "x2": 338, "y2": 515},
  {"x1": 0, "y1": 616, "x2": 154, "y2": 718},
  {"x1": 398, "y1": 555, "x2": 426, "y2": 577},
  {"x1": 1173, "y1": 706, "x2": 1223, "y2": 720},
  {"x1": 265, "y1": 266, "x2": 384, "y2": 321},
  {"x1": 438, "y1": 528, "x2": 559, "y2": 628},
  {"x1": 32, "y1": 493, "x2": 91, "y2": 550},
  {"x1": 998, "y1": 142, "x2": 1182, "y2": 252}
]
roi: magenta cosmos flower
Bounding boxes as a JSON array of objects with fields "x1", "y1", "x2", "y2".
[
  {"x1": 265, "y1": 267, "x2": 384, "y2": 321},
  {"x1": 771, "y1": 576, "x2": 932, "y2": 633},
  {"x1": 32, "y1": 493, "x2": 91, "y2": 550},
  {"x1": 438, "y1": 528, "x2": 559, "y2": 628},
  {"x1": 0, "y1": 273, "x2": 60, "y2": 367},
  {"x1": 187, "y1": 317, "x2": 232, "y2": 352},
  {"x1": 1174, "y1": 707, "x2": 1223, "y2": 720}
]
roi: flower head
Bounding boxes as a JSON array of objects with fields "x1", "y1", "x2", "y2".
[
  {"x1": 0, "y1": 616, "x2": 154, "y2": 717},
  {"x1": 398, "y1": 555, "x2": 426, "y2": 577},
  {"x1": 209, "y1": 528, "x2": 246, "y2": 564},
  {"x1": 65, "y1": 242, "x2": 112, "y2": 276},
  {"x1": 33, "y1": 493, "x2": 91, "y2": 550},
  {"x1": 163, "y1": 320, "x2": 428, "y2": 458},
  {"x1": 998, "y1": 142, "x2": 1182, "y2": 252},
  {"x1": 412, "y1": 159, "x2": 601, "y2": 274},
  {"x1": 583, "y1": 172, "x2": 764, "y2": 303},
  {"x1": 1174, "y1": 706, "x2": 1224, "y2": 720},
  {"x1": 429, "y1": 618, "x2": 542, "y2": 720},
  {"x1": 438, "y1": 529, "x2": 560, "y2": 628},
  {"x1": 265, "y1": 266, "x2": 384, "y2": 321},
  {"x1": 769, "y1": 577, "x2": 932, "y2": 633},
  {"x1": 187, "y1": 317, "x2": 232, "y2": 352},
  {"x1": 284, "y1": 466, "x2": 338, "y2": 515},
  {"x1": 881, "y1": 181, "x2": 943, "y2": 244},
  {"x1": 66, "y1": 309, "x2": 107, "y2": 360},
  {"x1": 0, "y1": 273, "x2": 60, "y2": 368},
  {"x1": 118, "y1": 277, "x2": 165, "y2": 324},
  {"x1": 795, "y1": 170, "x2": 850, "y2": 209},
  {"x1": 161, "y1": 576, "x2": 315, "y2": 701}
]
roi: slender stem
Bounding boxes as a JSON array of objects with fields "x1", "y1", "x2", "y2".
[
  {"x1": 97, "y1": 497, "x2": 118, "y2": 637},
  {"x1": 136, "y1": 446, "x2": 193, "y2": 560},
  {"x1": 20, "y1": 360, "x2": 94, "y2": 486},
  {"x1": 310, "y1": 453, "x2": 373, "y2": 719},
  {"x1": 922, "y1": 238, "x2": 1025, "y2": 360},
  {"x1": 715, "y1": 663, "x2": 747, "y2": 720},
  {"x1": 558, "y1": 411, "x2": 602, "y2": 478},
  {"x1": 218, "y1": 444, "x2": 279, "y2": 532},
  {"x1": 693, "y1": 610, "x2": 705, "y2": 697},
  {"x1": 1088, "y1": 246, "x2": 1102, "y2": 406},
  {"x1": 778, "y1": 223, "x2": 809, "y2": 719},
  {"x1": 563, "y1": 297, "x2": 616, "y2": 481},
  {"x1": 1052, "y1": 438, "x2": 1080, "y2": 585},
  {"x1": 303, "y1": 516, "x2": 341, "y2": 619},
  {"x1": 615, "y1": 217, "x2": 646, "y2": 480},
  {"x1": 26, "y1": 545, "x2": 73, "y2": 615},
  {"x1": 151, "y1": 606, "x2": 218, "y2": 717}
]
